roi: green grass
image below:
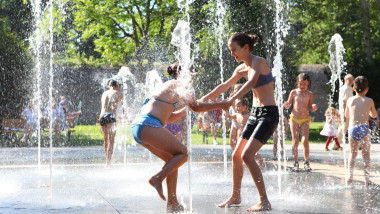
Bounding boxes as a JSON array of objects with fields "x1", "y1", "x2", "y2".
[{"x1": 1, "y1": 122, "x2": 327, "y2": 147}]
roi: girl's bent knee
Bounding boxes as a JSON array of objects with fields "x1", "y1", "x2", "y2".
[
  {"x1": 232, "y1": 151, "x2": 242, "y2": 161},
  {"x1": 241, "y1": 151, "x2": 254, "y2": 163}
]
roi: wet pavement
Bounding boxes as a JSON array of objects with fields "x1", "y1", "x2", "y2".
[{"x1": 1, "y1": 143, "x2": 380, "y2": 213}]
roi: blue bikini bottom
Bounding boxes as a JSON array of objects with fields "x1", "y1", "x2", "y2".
[
  {"x1": 131, "y1": 114, "x2": 163, "y2": 144},
  {"x1": 348, "y1": 125, "x2": 370, "y2": 142}
]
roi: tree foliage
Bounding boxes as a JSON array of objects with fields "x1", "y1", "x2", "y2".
[
  {"x1": 289, "y1": 0, "x2": 380, "y2": 106},
  {"x1": 66, "y1": 0, "x2": 180, "y2": 80},
  {"x1": 0, "y1": 0, "x2": 33, "y2": 118}
]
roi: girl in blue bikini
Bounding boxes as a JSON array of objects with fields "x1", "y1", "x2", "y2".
[{"x1": 130, "y1": 62, "x2": 217, "y2": 212}]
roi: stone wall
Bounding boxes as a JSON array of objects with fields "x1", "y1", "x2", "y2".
[
  {"x1": 48, "y1": 64, "x2": 331, "y2": 124},
  {"x1": 54, "y1": 67, "x2": 119, "y2": 125},
  {"x1": 298, "y1": 64, "x2": 330, "y2": 122}
]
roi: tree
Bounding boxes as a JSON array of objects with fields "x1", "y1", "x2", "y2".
[
  {"x1": 0, "y1": 0, "x2": 33, "y2": 118},
  {"x1": 69, "y1": 0, "x2": 180, "y2": 81}
]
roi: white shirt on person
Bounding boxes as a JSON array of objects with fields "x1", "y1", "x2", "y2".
[
  {"x1": 21, "y1": 107, "x2": 38, "y2": 126},
  {"x1": 338, "y1": 84, "x2": 353, "y2": 111}
]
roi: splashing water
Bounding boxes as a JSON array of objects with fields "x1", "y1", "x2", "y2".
[
  {"x1": 328, "y1": 34, "x2": 346, "y2": 107},
  {"x1": 272, "y1": 0, "x2": 290, "y2": 193},
  {"x1": 328, "y1": 33, "x2": 348, "y2": 183},
  {"x1": 30, "y1": 0, "x2": 43, "y2": 166},
  {"x1": 215, "y1": 0, "x2": 228, "y2": 175},
  {"x1": 273, "y1": 0, "x2": 289, "y2": 168},
  {"x1": 171, "y1": 17, "x2": 194, "y2": 212}
]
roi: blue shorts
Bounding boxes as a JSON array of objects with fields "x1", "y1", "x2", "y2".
[
  {"x1": 348, "y1": 125, "x2": 370, "y2": 142},
  {"x1": 131, "y1": 114, "x2": 163, "y2": 144}
]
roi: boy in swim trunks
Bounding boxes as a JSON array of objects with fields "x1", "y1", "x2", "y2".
[
  {"x1": 100, "y1": 79, "x2": 124, "y2": 166},
  {"x1": 284, "y1": 73, "x2": 318, "y2": 172},
  {"x1": 345, "y1": 76, "x2": 377, "y2": 186}
]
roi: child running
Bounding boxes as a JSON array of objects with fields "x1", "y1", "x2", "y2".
[
  {"x1": 320, "y1": 106, "x2": 341, "y2": 151},
  {"x1": 228, "y1": 84, "x2": 243, "y2": 150},
  {"x1": 232, "y1": 98, "x2": 265, "y2": 166},
  {"x1": 345, "y1": 76, "x2": 377, "y2": 186},
  {"x1": 284, "y1": 73, "x2": 318, "y2": 172}
]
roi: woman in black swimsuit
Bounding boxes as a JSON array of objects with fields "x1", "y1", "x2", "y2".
[{"x1": 201, "y1": 32, "x2": 278, "y2": 212}]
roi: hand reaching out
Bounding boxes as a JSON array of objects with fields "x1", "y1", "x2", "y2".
[
  {"x1": 283, "y1": 101, "x2": 291, "y2": 109},
  {"x1": 311, "y1": 104, "x2": 318, "y2": 112}
]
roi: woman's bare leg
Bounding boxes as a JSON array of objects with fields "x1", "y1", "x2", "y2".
[
  {"x1": 347, "y1": 136, "x2": 358, "y2": 184},
  {"x1": 101, "y1": 126, "x2": 109, "y2": 164},
  {"x1": 107, "y1": 123, "x2": 116, "y2": 164},
  {"x1": 141, "y1": 127, "x2": 188, "y2": 201},
  {"x1": 217, "y1": 137, "x2": 248, "y2": 207},
  {"x1": 242, "y1": 138, "x2": 271, "y2": 211},
  {"x1": 142, "y1": 144, "x2": 184, "y2": 212}
]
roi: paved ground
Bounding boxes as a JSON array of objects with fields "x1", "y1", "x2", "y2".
[{"x1": 1, "y1": 143, "x2": 380, "y2": 213}]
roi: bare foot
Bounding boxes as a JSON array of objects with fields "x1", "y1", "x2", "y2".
[
  {"x1": 365, "y1": 180, "x2": 374, "y2": 186},
  {"x1": 246, "y1": 200, "x2": 271, "y2": 212},
  {"x1": 347, "y1": 178, "x2": 353, "y2": 184},
  {"x1": 217, "y1": 196, "x2": 241, "y2": 207},
  {"x1": 149, "y1": 176, "x2": 166, "y2": 201},
  {"x1": 166, "y1": 203, "x2": 184, "y2": 213}
]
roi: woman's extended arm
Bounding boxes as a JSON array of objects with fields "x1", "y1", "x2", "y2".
[
  {"x1": 227, "y1": 59, "x2": 266, "y2": 103},
  {"x1": 166, "y1": 107, "x2": 187, "y2": 124},
  {"x1": 201, "y1": 65, "x2": 244, "y2": 101}
]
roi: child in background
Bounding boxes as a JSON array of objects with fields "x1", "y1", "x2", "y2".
[
  {"x1": 284, "y1": 73, "x2": 318, "y2": 172},
  {"x1": 345, "y1": 76, "x2": 377, "y2": 186},
  {"x1": 228, "y1": 84, "x2": 243, "y2": 150},
  {"x1": 227, "y1": 98, "x2": 265, "y2": 167},
  {"x1": 320, "y1": 107, "x2": 341, "y2": 151}
]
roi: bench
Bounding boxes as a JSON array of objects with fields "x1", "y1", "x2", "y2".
[
  {"x1": 1, "y1": 119, "x2": 25, "y2": 146},
  {"x1": 1, "y1": 119, "x2": 25, "y2": 133}
]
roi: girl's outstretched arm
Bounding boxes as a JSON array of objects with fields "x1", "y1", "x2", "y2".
[
  {"x1": 200, "y1": 65, "x2": 244, "y2": 101},
  {"x1": 166, "y1": 107, "x2": 187, "y2": 124},
  {"x1": 228, "y1": 59, "x2": 267, "y2": 103},
  {"x1": 189, "y1": 100, "x2": 230, "y2": 113}
]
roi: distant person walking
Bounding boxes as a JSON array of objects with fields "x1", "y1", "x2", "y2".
[
  {"x1": 336, "y1": 74, "x2": 354, "y2": 148},
  {"x1": 20, "y1": 103, "x2": 38, "y2": 146},
  {"x1": 320, "y1": 107, "x2": 341, "y2": 151},
  {"x1": 100, "y1": 79, "x2": 124, "y2": 166}
]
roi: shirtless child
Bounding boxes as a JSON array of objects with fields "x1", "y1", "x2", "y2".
[
  {"x1": 345, "y1": 76, "x2": 377, "y2": 186},
  {"x1": 233, "y1": 98, "x2": 265, "y2": 167},
  {"x1": 100, "y1": 79, "x2": 124, "y2": 165},
  {"x1": 284, "y1": 73, "x2": 318, "y2": 172}
]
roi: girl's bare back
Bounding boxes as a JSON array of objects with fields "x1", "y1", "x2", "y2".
[
  {"x1": 347, "y1": 96, "x2": 376, "y2": 126},
  {"x1": 101, "y1": 90, "x2": 123, "y2": 114}
]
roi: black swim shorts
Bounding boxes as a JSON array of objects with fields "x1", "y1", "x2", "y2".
[
  {"x1": 240, "y1": 105, "x2": 279, "y2": 144},
  {"x1": 100, "y1": 112, "x2": 116, "y2": 126}
]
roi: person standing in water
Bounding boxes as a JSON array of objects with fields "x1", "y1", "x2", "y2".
[
  {"x1": 201, "y1": 32, "x2": 278, "y2": 212},
  {"x1": 130, "y1": 62, "x2": 222, "y2": 212},
  {"x1": 346, "y1": 76, "x2": 377, "y2": 186},
  {"x1": 284, "y1": 73, "x2": 318, "y2": 172},
  {"x1": 336, "y1": 74, "x2": 354, "y2": 149},
  {"x1": 100, "y1": 79, "x2": 124, "y2": 166}
]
